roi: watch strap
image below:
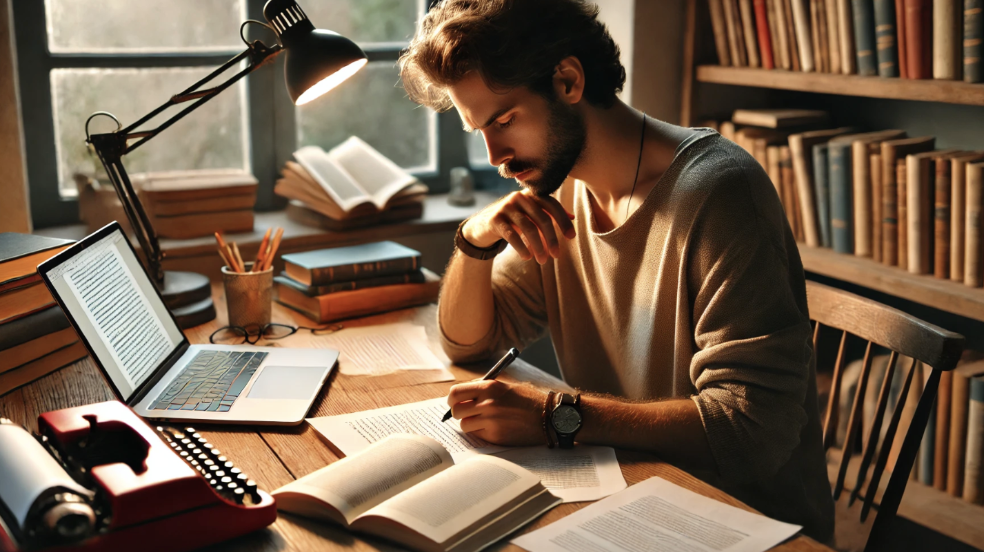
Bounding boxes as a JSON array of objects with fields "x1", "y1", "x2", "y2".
[{"x1": 454, "y1": 219, "x2": 507, "y2": 260}]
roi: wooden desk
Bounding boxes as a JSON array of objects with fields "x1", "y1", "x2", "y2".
[{"x1": 0, "y1": 287, "x2": 831, "y2": 552}]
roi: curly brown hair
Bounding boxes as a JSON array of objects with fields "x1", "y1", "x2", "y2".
[{"x1": 399, "y1": 0, "x2": 626, "y2": 112}]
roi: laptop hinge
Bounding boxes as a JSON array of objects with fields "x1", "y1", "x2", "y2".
[{"x1": 127, "y1": 340, "x2": 191, "y2": 407}]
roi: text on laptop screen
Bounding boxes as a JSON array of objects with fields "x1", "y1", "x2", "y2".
[{"x1": 46, "y1": 229, "x2": 183, "y2": 400}]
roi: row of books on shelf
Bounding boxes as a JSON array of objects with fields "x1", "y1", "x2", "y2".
[
  {"x1": 274, "y1": 241, "x2": 440, "y2": 324},
  {"x1": 275, "y1": 136, "x2": 428, "y2": 231},
  {"x1": 0, "y1": 233, "x2": 86, "y2": 396},
  {"x1": 709, "y1": 108, "x2": 984, "y2": 286},
  {"x1": 835, "y1": 353, "x2": 984, "y2": 503},
  {"x1": 707, "y1": 0, "x2": 984, "y2": 82}
]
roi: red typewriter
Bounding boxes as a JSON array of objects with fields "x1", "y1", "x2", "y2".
[{"x1": 0, "y1": 401, "x2": 276, "y2": 552}]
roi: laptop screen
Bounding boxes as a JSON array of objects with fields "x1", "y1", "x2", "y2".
[{"x1": 42, "y1": 226, "x2": 184, "y2": 401}]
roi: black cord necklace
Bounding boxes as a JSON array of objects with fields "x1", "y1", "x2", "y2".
[{"x1": 625, "y1": 112, "x2": 647, "y2": 223}]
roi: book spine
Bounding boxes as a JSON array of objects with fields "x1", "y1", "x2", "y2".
[
  {"x1": 966, "y1": 0, "x2": 984, "y2": 82},
  {"x1": 740, "y1": 0, "x2": 763, "y2": 66},
  {"x1": 838, "y1": 0, "x2": 858, "y2": 72},
  {"x1": 791, "y1": 136, "x2": 821, "y2": 246},
  {"x1": 966, "y1": 163, "x2": 983, "y2": 286},
  {"x1": 898, "y1": 159, "x2": 910, "y2": 268},
  {"x1": 896, "y1": 0, "x2": 910, "y2": 77},
  {"x1": 780, "y1": 146, "x2": 803, "y2": 239},
  {"x1": 949, "y1": 370, "x2": 971, "y2": 496},
  {"x1": 852, "y1": 0, "x2": 879, "y2": 75},
  {"x1": 935, "y1": 158, "x2": 953, "y2": 279},
  {"x1": 830, "y1": 142, "x2": 855, "y2": 253},
  {"x1": 872, "y1": 152, "x2": 884, "y2": 261},
  {"x1": 772, "y1": 0, "x2": 794, "y2": 68},
  {"x1": 907, "y1": 155, "x2": 933, "y2": 274},
  {"x1": 936, "y1": 371, "x2": 953, "y2": 490},
  {"x1": 874, "y1": 0, "x2": 901, "y2": 76},
  {"x1": 905, "y1": 0, "x2": 933, "y2": 78},
  {"x1": 726, "y1": 0, "x2": 751, "y2": 65},
  {"x1": 882, "y1": 149, "x2": 899, "y2": 265},
  {"x1": 952, "y1": 158, "x2": 968, "y2": 281},
  {"x1": 810, "y1": 0, "x2": 825, "y2": 70},
  {"x1": 935, "y1": 0, "x2": 962, "y2": 79},
  {"x1": 790, "y1": 0, "x2": 816, "y2": 70},
  {"x1": 853, "y1": 142, "x2": 874, "y2": 256},
  {"x1": 827, "y1": 0, "x2": 844, "y2": 72},
  {"x1": 708, "y1": 0, "x2": 733, "y2": 65},
  {"x1": 309, "y1": 257, "x2": 422, "y2": 285},
  {"x1": 814, "y1": 144, "x2": 834, "y2": 247},
  {"x1": 307, "y1": 271, "x2": 427, "y2": 296},
  {"x1": 767, "y1": 146, "x2": 784, "y2": 197},
  {"x1": 920, "y1": 400, "x2": 937, "y2": 486},
  {"x1": 964, "y1": 376, "x2": 984, "y2": 503},
  {"x1": 766, "y1": 0, "x2": 785, "y2": 67},
  {"x1": 754, "y1": 0, "x2": 778, "y2": 68},
  {"x1": 786, "y1": 0, "x2": 804, "y2": 69}
]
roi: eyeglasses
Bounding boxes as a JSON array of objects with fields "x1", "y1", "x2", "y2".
[{"x1": 209, "y1": 322, "x2": 343, "y2": 345}]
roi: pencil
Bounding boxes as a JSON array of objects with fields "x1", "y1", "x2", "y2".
[
  {"x1": 253, "y1": 228, "x2": 272, "y2": 273},
  {"x1": 231, "y1": 243, "x2": 245, "y2": 273}
]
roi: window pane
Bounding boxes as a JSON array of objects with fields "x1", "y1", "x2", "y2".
[
  {"x1": 466, "y1": 131, "x2": 492, "y2": 169},
  {"x1": 45, "y1": 0, "x2": 244, "y2": 54},
  {"x1": 297, "y1": 61, "x2": 435, "y2": 172},
  {"x1": 301, "y1": 0, "x2": 423, "y2": 46},
  {"x1": 52, "y1": 67, "x2": 248, "y2": 197}
]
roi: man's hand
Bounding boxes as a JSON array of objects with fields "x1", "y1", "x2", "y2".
[
  {"x1": 462, "y1": 191, "x2": 576, "y2": 264},
  {"x1": 447, "y1": 380, "x2": 548, "y2": 446}
]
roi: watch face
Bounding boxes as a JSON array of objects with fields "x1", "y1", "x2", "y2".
[{"x1": 552, "y1": 405, "x2": 581, "y2": 434}]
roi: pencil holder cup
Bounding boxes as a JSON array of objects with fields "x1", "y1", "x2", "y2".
[{"x1": 222, "y1": 263, "x2": 273, "y2": 328}]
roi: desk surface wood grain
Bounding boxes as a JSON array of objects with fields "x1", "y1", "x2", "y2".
[{"x1": 0, "y1": 285, "x2": 832, "y2": 552}]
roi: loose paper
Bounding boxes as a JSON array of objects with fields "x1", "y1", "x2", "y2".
[
  {"x1": 493, "y1": 445, "x2": 627, "y2": 503},
  {"x1": 314, "y1": 323, "x2": 449, "y2": 377},
  {"x1": 512, "y1": 476, "x2": 802, "y2": 552}
]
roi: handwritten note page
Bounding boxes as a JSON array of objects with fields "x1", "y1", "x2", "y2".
[
  {"x1": 493, "y1": 445, "x2": 626, "y2": 503},
  {"x1": 313, "y1": 323, "x2": 449, "y2": 377},
  {"x1": 307, "y1": 398, "x2": 508, "y2": 461},
  {"x1": 512, "y1": 476, "x2": 802, "y2": 552}
]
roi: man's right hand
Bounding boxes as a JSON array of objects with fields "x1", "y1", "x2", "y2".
[{"x1": 461, "y1": 190, "x2": 576, "y2": 264}]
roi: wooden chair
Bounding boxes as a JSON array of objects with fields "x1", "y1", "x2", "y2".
[{"x1": 806, "y1": 281, "x2": 964, "y2": 551}]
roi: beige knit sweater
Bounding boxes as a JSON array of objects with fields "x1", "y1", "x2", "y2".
[{"x1": 440, "y1": 130, "x2": 834, "y2": 541}]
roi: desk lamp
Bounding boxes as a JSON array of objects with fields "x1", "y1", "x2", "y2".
[{"x1": 85, "y1": 0, "x2": 367, "y2": 328}]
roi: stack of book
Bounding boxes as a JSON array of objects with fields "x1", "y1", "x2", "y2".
[
  {"x1": 707, "y1": 0, "x2": 982, "y2": 82},
  {"x1": 710, "y1": 108, "x2": 984, "y2": 288},
  {"x1": 275, "y1": 136, "x2": 428, "y2": 231},
  {"x1": 0, "y1": 233, "x2": 87, "y2": 395},
  {"x1": 274, "y1": 241, "x2": 441, "y2": 323},
  {"x1": 133, "y1": 169, "x2": 258, "y2": 239}
]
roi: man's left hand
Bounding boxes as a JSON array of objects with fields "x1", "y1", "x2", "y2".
[{"x1": 446, "y1": 380, "x2": 548, "y2": 446}]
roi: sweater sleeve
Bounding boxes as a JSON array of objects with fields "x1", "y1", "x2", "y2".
[
  {"x1": 439, "y1": 247, "x2": 549, "y2": 363},
  {"x1": 687, "y1": 159, "x2": 813, "y2": 485}
]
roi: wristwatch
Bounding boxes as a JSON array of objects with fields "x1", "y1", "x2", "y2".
[
  {"x1": 454, "y1": 219, "x2": 507, "y2": 260},
  {"x1": 550, "y1": 393, "x2": 583, "y2": 449}
]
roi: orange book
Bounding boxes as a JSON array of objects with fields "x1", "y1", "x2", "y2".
[{"x1": 0, "y1": 280, "x2": 56, "y2": 325}]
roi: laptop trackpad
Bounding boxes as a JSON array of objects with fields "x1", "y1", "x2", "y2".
[{"x1": 247, "y1": 366, "x2": 326, "y2": 400}]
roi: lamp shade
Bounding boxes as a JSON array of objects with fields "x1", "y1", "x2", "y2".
[{"x1": 263, "y1": 0, "x2": 368, "y2": 105}]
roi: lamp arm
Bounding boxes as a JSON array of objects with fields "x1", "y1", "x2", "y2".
[{"x1": 85, "y1": 40, "x2": 283, "y2": 288}]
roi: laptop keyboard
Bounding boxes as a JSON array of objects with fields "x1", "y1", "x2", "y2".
[{"x1": 151, "y1": 350, "x2": 268, "y2": 412}]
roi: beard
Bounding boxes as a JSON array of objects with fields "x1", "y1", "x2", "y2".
[{"x1": 499, "y1": 98, "x2": 586, "y2": 197}]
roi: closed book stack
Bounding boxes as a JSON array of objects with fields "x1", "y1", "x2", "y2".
[
  {"x1": 0, "y1": 234, "x2": 86, "y2": 396},
  {"x1": 276, "y1": 137, "x2": 427, "y2": 232},
  {"x1": 275, "y1": 241, "x2": 441, "y2": 323},
  {"x1": 134, "y1": 169, "x2": 258, "y2": 239}
]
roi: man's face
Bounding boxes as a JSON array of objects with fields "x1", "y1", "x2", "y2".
[{"x1": 448, "y1": 72, "x2": 586, "y2": 197}]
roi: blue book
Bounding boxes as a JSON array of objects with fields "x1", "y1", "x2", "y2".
[
  {"x1": 282, "y1": 241, "x2": 422, "y2": 286},
  {"x1": 828, "y1": 138, "x2": 855, "y2": 254},
  {"x1": 873, "y1": 0, "x2": 900, "y2": 77},
  {"x1": 813, "y1": 143, "x2": 832, "y2": 248},
  {"x1": 852, "y1": 0, "x2": 878, "y2": 76}
]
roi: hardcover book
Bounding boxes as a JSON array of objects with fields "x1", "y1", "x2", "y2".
[
  {"x1": 274, "y1": 269, "x2": 426, "y2": 297},
  {"x1": 789, "y1": 127, "x2": 855, "y2": 246},
  {"x1": 282, "y1": 241, "x2": 422, "y2": 287},
  {"x1": 964, "y1": 375, "x2": 984, "y2": 503},
  {"x1": 873, "y1": 0, "x2": 900, "y2": 76},
  {"x1": 813, "y1": 143, "x2": 833, "y2": 247},
  {"x1": 966, "y1": 0, "x2": 984, "y2": 82},
  {"x1": 739, "y1": 0, "x2": 763, "y2": 67},
  {"x1": 708, "y1": 0, "x2": 733, "y2": 65},
  {"x1": 965, "y1": 161, "x2": 984, "y2": 286},
  {"x1": 880, "y1": 136, "x2": 935, "y2": 267},
  {"x1": 951, "y1": 154, "x2": 984, "y2": 281},
  {"x1": 851, "y1": 0, "x2": 878, "y2": 75},
  {"x1": 0, "y1": 233, "x2": 73, "y2": 285},
  {"x1": 908, "y1": 150, "x2": 959, "y2": 274},
  {"x1": 904, "y1": 0, "x2": 933, "y2": 78},
  {"x1": 933, "y1": 0, "x2": 962, "y2": 80}
]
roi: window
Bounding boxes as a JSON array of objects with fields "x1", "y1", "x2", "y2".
[{"x1": 15, "y1": 0, "x2": 492, "y2": 229}]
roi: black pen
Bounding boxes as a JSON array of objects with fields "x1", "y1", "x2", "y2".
[{"x1": 441, "y1": 347, "x2": 520, "y2": 422}]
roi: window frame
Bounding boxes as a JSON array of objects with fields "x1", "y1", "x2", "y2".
[{"x1": 15, "y1": 0, "x2": 471, "y2": 229}]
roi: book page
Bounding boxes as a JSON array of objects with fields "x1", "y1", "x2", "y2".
[
  {"x1": 307, "y1": 397, "x2": 507, "y2": 462},
  {"x1": 493, "y1": 446, "x2": 627, "y2": 503},
  {"x1": 293, "y1": 145, "x2": 370, "y2": 212},
  {"x1": 328, "y1": 136, "x2": 418, "y2": 210},
  {"x1": 313, "y1": 323, "x2": 450, "y2": 377},
  {"x1": 272, "y1": 435, "x2": 453, "y2": 524},
  {"x1": 512, "y1": 477, "x2": 802, "y2": 552},
  {"x1": 359, "y1": 455, "x2": 545, "y2": 545}
]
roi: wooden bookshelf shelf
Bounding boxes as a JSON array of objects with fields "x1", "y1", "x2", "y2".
[
  {"x1": 799, "y1": 246, "x2": 984, "y2": 323},
  {"x1": 695, "y1": 65, "x2": 984, "y2": 107}
]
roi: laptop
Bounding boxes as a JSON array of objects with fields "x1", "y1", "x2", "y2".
[{"x1": 37, "y1": 222, "x2": 338, "y2": 425}]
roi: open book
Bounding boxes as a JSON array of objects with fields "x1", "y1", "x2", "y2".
[
  {"x1": 292, "y1": 137, "x2": 424, "y2": 214},
  {"x1": 272, "y1": 434, "x2": 561, "y2": 552}
]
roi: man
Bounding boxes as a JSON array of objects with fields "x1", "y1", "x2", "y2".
[{"x1": 400, "y1": 0, "x2": 833, "y2": 541}]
